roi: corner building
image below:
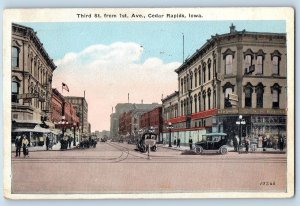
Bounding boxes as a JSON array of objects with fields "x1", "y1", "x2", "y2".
[{"x1": 162, "y1": 25, "x2": 287, "y2": 145}]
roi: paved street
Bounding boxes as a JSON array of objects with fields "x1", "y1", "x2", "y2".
[{"x1": 11, "y1": 142, "x2": 287, "y2": 194}]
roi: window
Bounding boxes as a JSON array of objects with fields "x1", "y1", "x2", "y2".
[
  {"x1": 194, "y1": 95, "x2": 198, "y2": 113},
  {"x1": 271, "y1": 50, "x2": 281, "y2": 75},
  {"x1": 256, "y1": 85, "x2": 264, "y2": 108},
  {"x1": 181, "y1": 79, "x2": 184, "y2": 94},
  {"x1": 225, "y1": 55, "x2": 233, "y2": 74},
  {"x1": 198, "y1": 66, "x2": 201, "y2": 85},
  {"x1": 272, "y1": 90, "x2": 279, "y2": 108},
  {"x1": 202, "y1": 92, "x2": 206, "y2": 111},
  {"x1": 12, "y1": 81, "x2": 19, "y2": 103},
  {"x1": 207, "y1": 89, "x2": 211, "y2": 110},
  {"x1": 272, "y1": 56, "x2": 279, "y2": 75},
  {"x1": 203, "y1": 65, "x2": 206, "y2": 83},
  {"x1": 190, "y1": 74, "x2": 193, "y2": 90},
  {"x1": 194, "y1": 70, "x2": 197, "y2": 87},
  {"x1": 245, "y1": 55, "x2": 252, "y2": 73},
  {"x1": 224, "y1": 87, "x2": 232, "y2": 99},
  {"x1": 244, "y1": 85, "x2": 253, "y2": 108},
  {"x1": 198, "y1": 93, "x2": 201, "y2": 112},
  {"x1": 208, "y1": 59, "x2": 211, "y2": 81},
  {"x1": 271, "y1": 83, "x2": 281, "y2": 108},
  {"x1": 256, "y1": 56, "x2": 263, "y2": 74},
  {"x1": 12, "y1": 47, "x2": 19, "y2": 67}
]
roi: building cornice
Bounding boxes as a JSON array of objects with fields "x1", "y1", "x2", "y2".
[
  {"x1": 12, "y1": 23, "x2": 57, "y2": 71},
  {"x1": 175, "y1": 29, "x2": 286, "y2": 74}
]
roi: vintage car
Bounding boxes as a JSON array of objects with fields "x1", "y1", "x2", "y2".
[
  {"x1": 136, "y1": 131, "x2": 157, "y2": 153},
  {"x1": 194, "y1": 133, "x2": 228, "y2": 155}
]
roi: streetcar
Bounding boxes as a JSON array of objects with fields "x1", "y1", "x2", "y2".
[{"x1": 136, "y1": 131, "x2": 157, "y2": 153}]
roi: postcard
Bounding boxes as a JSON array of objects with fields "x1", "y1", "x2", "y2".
[{"x1": 3, "y1": 7, "x2": 294, "y2": 199}]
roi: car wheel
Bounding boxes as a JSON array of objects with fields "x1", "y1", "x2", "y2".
[
  {"x1": 195, "y1": 146, "x2": 203, "y2": 154},
  {"x1": 220, "y1": 146, "x2": 228, "y2": 155}
]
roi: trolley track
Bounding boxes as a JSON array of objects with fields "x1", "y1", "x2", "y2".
[{"x1": 12, "y1": 142, "x2": 287, "y2": 164}]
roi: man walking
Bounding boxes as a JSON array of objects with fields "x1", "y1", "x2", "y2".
[
  {"x1": 189, "y1": 138, "x2": 193, "y2": 150},
  {"x1": 15, "y1": 135, "x2": 22, "y2": 157},
  {"x1": 177, "y1": 137, "x2": 181, "y2": 148},
  {"x1": 46, "y1": 135, "x2": 50, "y2": 150},
  {"x1": 22, "y1": 135, "x2": 29, "y2": 158},
  {"x1": 278, "y1": 136, "x2": 285, "y2": 151}
]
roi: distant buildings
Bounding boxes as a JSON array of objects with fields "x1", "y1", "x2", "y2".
[
  {"x1": 110, "y1": 103, "x2": 160, "y2": 139},
  {"x1": 65, "y1": 96, "x2": 89, "y2": 136}
]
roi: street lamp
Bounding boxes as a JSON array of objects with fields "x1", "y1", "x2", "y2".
[
  {"x1": 57, "y1": 116, "x2": 68, "y2": 150},
  {"x1": 236, "y1": 115, "x2": 246, "y2": 147},
  {"x1": 166, "y1": 122, "x2": 173, "y2": 147}
]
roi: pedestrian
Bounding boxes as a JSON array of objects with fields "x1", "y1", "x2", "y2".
[
  {"x1": 233, "y1": 135, "x2": 239, "y2": 152},
  {"x1": 46, "y1": 135, "x2": 50, "y2": 150},
  {"x1": 262, "y1": 136, "x2": 267, "y2": 151},
  {"x1": 15, "y1": 135, "x2": 22, "y2": 157},
  {"x1": 189, "y1": 138, "x2": 193, "y2": 150},
  {"x1": 278, "y1": 136, "x2": 284, "y2": 151},
  {"x1": 177, "y1": 137, "x2": 181, "y2": 148},
  {"x1": 173, "y1": 137, "x2": 177, "y2": 147},
  {"x1": 68, "y1": 137, "x2": 72, "y2": 148},
  {"x1": 22, "y1": 135, "x2": 29, "y2": 158},
  {"x1": 244, "y1": 138, "x2": 249, "y2": 153}
]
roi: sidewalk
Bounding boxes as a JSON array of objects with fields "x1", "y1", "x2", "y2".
[
  {"x1": 11, "y1": 142, "x2": 79, "y2": 152},
  {"x1": 158, "y1": 144, "x2": 286, "y2": 154}
]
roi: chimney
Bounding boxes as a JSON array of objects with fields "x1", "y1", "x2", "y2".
[
  {"x1": 141, "y1": 99, "x2": 143, "y2": 104},
  {"x1": 230, "y1": 23, "x2": 236, "y2": 33}
]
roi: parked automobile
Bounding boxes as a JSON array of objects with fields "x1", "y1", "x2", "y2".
[{"x1": 194, "y1": 133, "x2": 228, "y2": 155}]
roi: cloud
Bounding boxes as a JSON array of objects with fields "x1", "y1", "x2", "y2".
[{"x1": 53, "y1": 42, "x2": 181, "y2": 131}]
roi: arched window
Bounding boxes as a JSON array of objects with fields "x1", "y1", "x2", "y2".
[
  {"x1": 198, "y1": 92, "x2": 201, "y2": 112},
  {"x1": 198, "y1": 65, "x2": 201, "y2": 85},
  {"x1": 207, "y1": 88, "x2": 211, "y2": 109},
  {"x1": 181, "y1": 78, "x2": 184, "y2": 94},
  {"x1": 202, "y1": 91, "x2": 206, "y2": 111},
  {"x1": 271, "y1": 83, "x2": 282, "y2": 108},
  {"x1": 194, "y1": 94, "x2": 198, "y2": 113},
  {"x1": 194, "y1": 69, "x2": 198, "y2": 87},
  {"x1": 272, "y1": 56, "x2": 279, "y2": 75},
  {"x1": 11, "y1": 78, "x2": 20, "y2": 103},
  {"x1": 203, "y1": 64, "x2": 206, "y2": 83},
  {"x1": 222, "y1": 82, "x2": 235, "y2": 108},
  {"x1": 12, "y1": 46, "x2": 20, "y2": 67},
  {"x1": 180, "y1": 100, "x2": 183, "y2": 116},
  {"x1": 244, "y1": 83, "x2": 254, "y2": 107},
  {"x1": 190, "y1": 73, "x2": 193, "y2": 90},
  {"x1": 256, "y1": 83, "x2": 265, "y2": 108},
  {"x1": 256, "y1": 56, "x2": 263, "y2": 74},
  {"x1": 213, "y1": 90, "x2": 216, "y2": 108},
  {"x1": 225, "y1": 55, "x2": 233, "y2": 74},
  {"x1": 208, "y1": 59, "x2": 211, "y2": 81}
]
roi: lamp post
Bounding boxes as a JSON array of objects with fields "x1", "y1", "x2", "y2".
[
  {"x1": 236, "y1": 115, "x2": 246, "y2": 147},
  {"x1": 73, "y1": 122, "x2": 76, "y2": 146},
  {"x1": 57, "y1": 116, "x2": 68, "y2": 150},
  {"x1": 166, "y1": 122, "x2": 173, "y2": 147}
]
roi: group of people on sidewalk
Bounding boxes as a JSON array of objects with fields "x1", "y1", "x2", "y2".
[{"x1": 15, "y1": 134, "x2": 29, "y2": 158}]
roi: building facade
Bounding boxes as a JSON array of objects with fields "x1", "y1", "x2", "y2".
[
  {"x1": 139, "y1": 106, "x2": 163, "y2": 141},
  {"x1": 11, "y1": 23, "x2": 56, "y2": 144},
  {"x1": 65, "y1": 96, "x2": 89, "y2": 136},
  {"x1": 162, "y1": 24, "x2": 287, "y2": 145}
]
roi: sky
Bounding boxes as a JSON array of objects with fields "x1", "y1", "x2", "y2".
[{"x1": 20, "y1": 20, "x2": 285, "y2": 132}]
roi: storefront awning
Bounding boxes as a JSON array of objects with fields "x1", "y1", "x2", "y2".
[{"x1": 12, "y1": 125, "x2": 50, "y2": 133}]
